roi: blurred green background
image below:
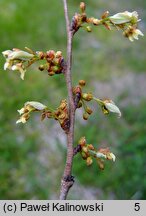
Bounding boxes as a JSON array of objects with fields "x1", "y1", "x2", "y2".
[{"x1": 0, "y1": 0, "x2": 146, "y2": 199}]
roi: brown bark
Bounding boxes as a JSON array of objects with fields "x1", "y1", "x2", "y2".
[{"x1": 59, "y1": 0, "x2": 75, "y2": 200}]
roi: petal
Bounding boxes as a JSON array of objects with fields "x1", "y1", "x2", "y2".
[
  {"x1": 109, "y1": 153, "x2": 116, "y2": 162},
  {"x1": 17, "y1": 108, "x2": 25, "y2": 115},
  {"x1": 132, "y1": 11, "x2": 138, "y2": 19},
  {"x1": 136, "y1": 29, "x2": 144, "y2": 36},
  {"x1": 105, "y1": 102, "x2": 121, "y2": 117},
  {"x1": 2, "y1": 50, "x2": 13, "y2": 58},
  {"x1": 16, "y1": 119, "x2": 22, "y2": 124},
  {"x1": 25, "y1": 101, "x2": 47, "y2": 110},
  {"x1": 128, "y1": 36, "x2": 134, "y2": 42},
  {"x1": 109, "y1": 12, "x2": 132, "y2": 24},
  {"x1": 4, "y1": 62, "x2": 10, "y2": 70},
  {"x1": 8, "y1": 50, "x2": 34, "y2": 60},
  {"x1": 12, "y1": 64, "x2": 26, "y2": 80},
  {"x1": 96, "y1": 152, "x2": 107, "y2": 159},
  {"x1": 133, "y1": 33, "x2": 139, "y2": 40},
  {"x1": 16, "y1": 117, "x2": 26, "y2": 124},
  {"x1": 19, "y1": 68, "x2": 26, "y2": 80}
]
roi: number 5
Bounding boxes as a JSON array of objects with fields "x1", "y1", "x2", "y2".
[{"x1": 134, "y1": 203, "x2": 140, "y2": 211}]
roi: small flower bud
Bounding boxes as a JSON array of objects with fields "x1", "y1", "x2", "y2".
[
  {"x1": 59, "y1": 113, "x2": 66, "y2": 120},
  {"x1": 82, "y1": 93, "x2": 93, "y2": 101},
  {"x1": 77, "y1": 101, "x2": 82, "y2": 108},
  {"x1": 38, "y1": 65, "x2": 45, "y2": 71},
  {"x1": 51, "y1": 65, "x2": 60, "y2": 72},
  {"x1": 37, "y1": 51, "x2": 45, "y2": 59},
  {"x1": 46, "y1": 50, "x2": 55, "y2": 60},
  {"x1": 82, "y1": 146, "x2": 88, "y2": 153},
  {"x1": 101, "y1": 11, "x2": 109, "y2": 19},
  {"x1": 80, "y1": 2, "x2": 86, "y2": 13},
  {"x1": 81, "y1": 151, "x2": 88, "y2": 160},
  {"x1": 83, "y1": 113, "x2": 88, "y2": 120},
  {"x1": 86, "y1": 26, "x2": 92, "y2": 32},
  {"x1": 55, "y1": 51, "x2": 62, "y2": 58},
  {"x1": 86, "y1": 107, "x2": 93, "y2": 115},
  {"x1": 96, "y1": 159, "x2": 104, "y2": 170},
  {"x1": 79, "y1": 137, "x2": 86, "y2": 147},
  {"x1": 52, "y1": 58, "x2": 60, "y2": 65},
  {"x1": 86, "y1": 157, "x2": 93, "y2": 166},
  {"x1": 59, "y1": 100, "x2": 67, "y2": 110},
  {"x1": 73, "y1": 86, "x2": 82, "y2": 95},
  {"x1": 79, "y1": 80, "x2": 86, "y2": 86},
  {"x1": 87, "y1": 144, "x2": 94, "y2": 150},
  {"x1": 48, "y1": 71, "x2": 55, "y2": 76}
]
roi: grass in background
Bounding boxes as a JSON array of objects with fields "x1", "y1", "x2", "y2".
[{"x1": 0, "y1": 0, "x2": 146, "y2": 199}]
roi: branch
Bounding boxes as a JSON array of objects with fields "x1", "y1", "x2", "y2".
[{"x1": 59, "y1": 0, "x2": 76, "y2": 200}]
